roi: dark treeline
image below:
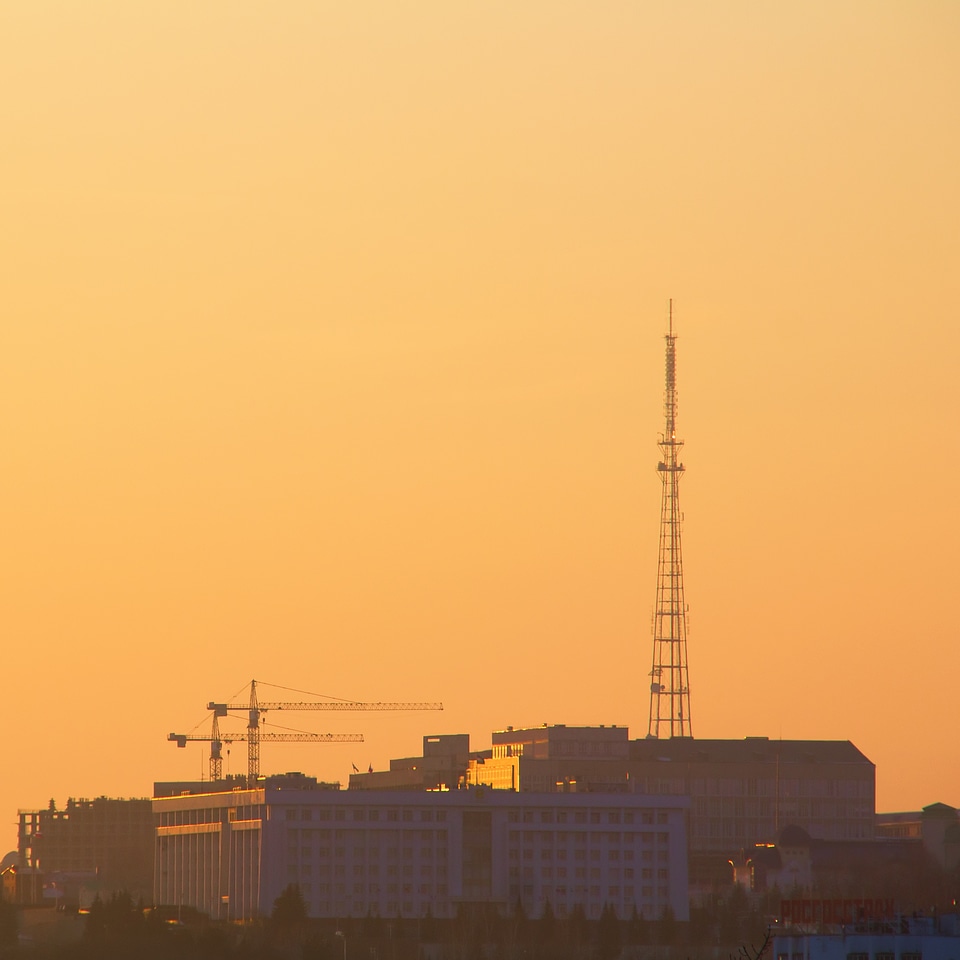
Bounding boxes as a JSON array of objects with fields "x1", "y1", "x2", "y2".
[{"x1": 0, "y1": 885, "x2": 778, "y2": 960}]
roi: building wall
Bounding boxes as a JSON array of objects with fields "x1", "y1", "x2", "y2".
[
  {"x1": 18, "y1": 797, "x2": 154, "y2": 901},
  {"x1": 154, "y1": 788, "x2": 265, "y2": 921},
  {"x1": 153, "y1": 785, "x2": 689, "y2": 924},
  {"x1": 470, "y1": 735, "x2": 876, "y2": 857},
  {"x1": 491, "y1": 725, "x2": 629, "y2": 761},
  {"x1": 349, "y1": 733, "x2": 475, "y2": 791},
  {"x1": 876, "y1": 803, "x2": 960, "y2": 870},
  {"x1": 774, "y1": 927, "x2": 960, "y2": 960}
]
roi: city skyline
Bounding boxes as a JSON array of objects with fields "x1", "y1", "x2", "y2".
[{"x1": 2, "y1": 3, "x2": 959, "y2": 852}]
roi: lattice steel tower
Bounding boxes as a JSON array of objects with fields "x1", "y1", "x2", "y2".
[{"x1": 647, "y1": 301, "x2": 692, "y2": 738}]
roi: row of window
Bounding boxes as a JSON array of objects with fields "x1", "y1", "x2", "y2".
[
  {"x1": 293, "y1": 882, "x2": 448, "y2": 899},
  {"x1": 846, "y1": 953, "x2": 919, "y2": 960},
  {"x1": 509, "y1": 848, "x2": 666, "y2": 863},
  {"x1": 691, "y1": 820, "x2": 874, "y2": 840},
  {"x1": 777, "y1": 953, "x2": 918, "y2": 960},
  {"x1": 158, "y1": 804, "x2": 679, "y2": 829},
  {"x1": 288, "y1": 863, "x2": 449, "y2": 878},
  {"x1": 509, "y1": 884, "x2": 669, "y2": 906},
  {"x1": 283, "y1": 863, "x2": 671, "y2": 885},
  {"x1": 286, "y1": 828, "x2": 447, "y2": 843},
  {"x1": 284, "y1": 807, "x2": 448, "y2": 823},
  {"x1": 508, "y1": 830, "x2": 670, "y2": 845},
  {"x1": 693, "y1": 799, "x2": 872, "y2": 818},
  {"x1": 287, "y1": 845, "x2": 448, "y2": 861},
  {"x1": 509, "y1": 866, "x2": 665, "y2": 882},
  {"x1": 507, "y1": 809, "x2": 669, "y2": 825},
  {"x1": 159, "y1": 806, "x2": 265, "y2": 827},
  {"x1": 654, "y1": 778, "x2": 873, "y2": 799}
]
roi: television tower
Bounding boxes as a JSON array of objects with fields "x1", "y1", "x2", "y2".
[{"x1": 647, "y1": 300, "x2": 692, "y2": 738}]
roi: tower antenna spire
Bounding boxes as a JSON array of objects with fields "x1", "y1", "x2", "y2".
[{"x1": 647, "y1": 300, "x2": 692, "y2": 738}]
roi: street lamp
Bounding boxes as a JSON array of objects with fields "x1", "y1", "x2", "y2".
[{"x1": 335, "y1": 929, "x2": 346, "y2": 960}]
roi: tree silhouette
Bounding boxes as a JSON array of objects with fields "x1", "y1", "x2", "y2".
[
  {"x1": 539, "y1": 898, "x2": 557, "y2": 948},
  {"x1": 512, "y1": 896, "x2": 530, "y2": 947},
  {"x1": 419, "y1": 904, "x2": 436, "y2": 943},
  {"x1": 271, "y1": 883, "x2": 306, "y2": 925},
  {"x1": 0, "y1": 892, "x2": 18, "y2": 948},
  {"x1": 567, "y1": 903, "x2": 589, "y2": 949},
  {"x1": 655, "y1": 902, "x2": 677, "y2": 946},
  {"x1": 626, "y1": 903, "x2": 648, "y2": 946},
  {"x1": 719, "y1": 882, "x2": 750, "y2": 945},
  {"x1": 271, "y1": 882, "x2": 307, "y2": 948},
  {"x1": 597, "y1": 903, "x2": 621, "y2": 960}
]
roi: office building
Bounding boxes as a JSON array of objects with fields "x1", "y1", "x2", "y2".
[
  {"x1": 152, "y1": 777, "x2": 689, "y2": 923},
  {"x1": 468, "y1": 727, "x2": 876, "y2": 887}
]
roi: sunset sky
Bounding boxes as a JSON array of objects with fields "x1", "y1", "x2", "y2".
[{"x1": 2, "y1": 3, "x2": 958, "y2": 852}]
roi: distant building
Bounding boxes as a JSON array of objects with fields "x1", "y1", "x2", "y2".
[
  {"x1": 470, "y1": 725, "x2": 630, "y2": 792},
  {"x1": 742, "y1": 824, "x2": 927, "y2": 902},
  {"x1": 876, "y1": 802, "x2": 960, "y2": 870},
  {"x1": 152, "y1": 777, "x2": 689, "y2": 923},
  {"x1": 17, "y1": 797, "x2": 154, "y2": 903},
  {"x1": 627, "y1": 737, "x2": 876, "y2": 848},
  {"x1": 348, "y1": 734, "x2": 480, "y2": 791},
  {"x1": 467, "y1": 727, "x2": 876, "y2": 888},
  {"x1": 153, "y1": 771, "x2": 341, "y2": 798}
]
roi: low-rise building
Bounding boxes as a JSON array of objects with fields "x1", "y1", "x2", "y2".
[{"x1": 774, "y1": 913, "x2": 960, "y2": 960}]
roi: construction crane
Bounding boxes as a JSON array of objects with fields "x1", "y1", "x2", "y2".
[
  {"x1": 168, "y1": 713, "x2": 364, "y2": 781},
  {"x1": 208, "y1": 679, "x2": 443, "y2": 780}
]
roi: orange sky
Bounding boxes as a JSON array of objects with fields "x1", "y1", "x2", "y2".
[{"x1": 2, "y1": 2, "x2": 958, "y2": 852}]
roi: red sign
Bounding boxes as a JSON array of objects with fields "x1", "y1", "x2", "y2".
[{"x1": 780, "y1": 899, "x2": 895, "y2": 925}]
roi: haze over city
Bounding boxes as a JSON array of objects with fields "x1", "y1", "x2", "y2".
[{"x1": 2, "y1": 2, "x2": 958, "y2": 853}]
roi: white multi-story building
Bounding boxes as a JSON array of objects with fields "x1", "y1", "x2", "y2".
[
  {"x1": 153, "y1": 778, "x2": 689, "y2": 923},
  {"x1": 774, "y1": 915, "x2": 960, "y2": 960}
]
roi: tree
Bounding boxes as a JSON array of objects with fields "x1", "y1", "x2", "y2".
[
  {"x1": 626, "y1": 904, "x2": 648, "y2": 946},
  {"x1": 719, "y1": 883, "x2": 749, "y2": 946},
  {"x1": 687, "y1": 905, "x2": 715, "y2": 947},
  {"x1": 418, "y1": 905, "x2": 436, "y2": 943},
  {"x1": 567, "y1": 903, "x2": 589, "y2": 949},
  {"x1": 596, "y1": 903, "x2": 621, "y2": 960},
  {"x1": 513, "y1": 896, "x2": 530, "y2": 948},
  {"x1": 655, "y1": 903, "x2": 677, "y2": 946},
  {"x1": 539, "y1": 898, "x2": 557, "y2": 948},
  {"x1": 82, "y1": 895, "x2": 107, "y2": 947},
  {"x1": 271, "y1": 883, "x2": 307, "y2": 931},
  {"x1": 0, "y1": 893, "x2": 18, "y2": 949},
  {"x1": 272, "y1": 883, "x2": 306, "y2": 925}
]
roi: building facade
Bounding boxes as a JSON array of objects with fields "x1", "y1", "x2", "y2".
[
  {"x1": 774, "y1": 914, "x2": 960, "y2": 960},
  {"x1": 348, "y1": 734, "x2": 477, "y2": 792},
  {"x1": 17, "y1": 797, "x2": 154, "y2": 903},
  {"x1": 469, "y1": 731, "x2": 875, "y2": 846},
  {"x1": 876, "y1": 802, "x2": 960, "y2": 870},
  {"x1": 467, "y1": 728, "x2": 875, "y2": 889},
  {"x1": 153, "y1": 779, "x2": 689, "y2": 924}
]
